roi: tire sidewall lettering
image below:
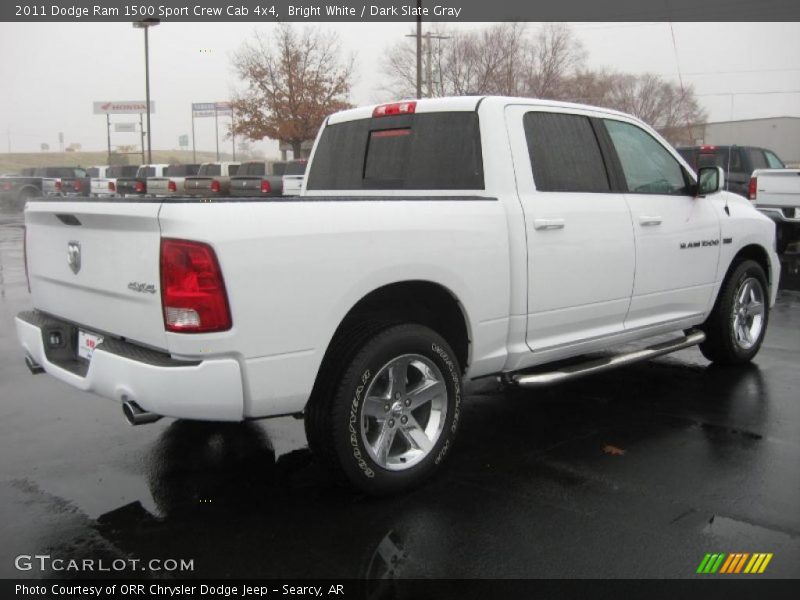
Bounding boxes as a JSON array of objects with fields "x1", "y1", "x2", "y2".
[{"x1": 349, "y1": 369, "x2": 375, "y2": 478}]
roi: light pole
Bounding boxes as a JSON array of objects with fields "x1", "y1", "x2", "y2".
[{"x1": 133, "y1": 18, "x2": 159, "y2": 164}]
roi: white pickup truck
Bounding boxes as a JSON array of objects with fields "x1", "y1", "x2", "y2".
[
  {"x1": 749, "y1": 168, "x2": 800, "y2": 253},
  {"x1": 16, "y1": 96, "x2": 780, "y2": 495},
  {"x1": 146, "y1": 163, "x2": 201, "y2": 198},
  {"x1": 90, "y1": 165, "x2": 139, "y2": 198}
]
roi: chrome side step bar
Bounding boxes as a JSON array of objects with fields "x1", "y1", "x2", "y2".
[{"x1": 509, "y1": 331, "x2": 706, "y2": 388}]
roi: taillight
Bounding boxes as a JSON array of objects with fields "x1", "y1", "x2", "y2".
[
  {"x1": 168, "y1": 180, "x2": 177, "y2": 193},
  {"x1": 373, "y1": 101, "x2": 416, "y2": 118},
  {"x1": 160, "y1": 238, "x2": 231, "y2": 333},
  {"x1": 72, "y1": 180, "x2": 81, "y2": 192},
  {"x1": 23, "y1": 225, "x2": 30, "y2": 293},
  {"x1": 210, "y1": 180, "x2": 221, "y2": 193},
  {"x1": 260, "y1": 179, "x2": 271, "y2": 194},
  {"x1": 55, "y1": 180, "x2": 62, "y2": 192},
  {"x1": 2, "y1": 181, "x2": 11, "y2": 191},
  {"x1": 748, "y1": 177, "x2": 757, "y2": 201},
  {"x1": 108, "y1": 181, "x2": 116, "y2": 192},
  {"x1": 135, "y1": 181, "x2": 145, "y2": 193}
]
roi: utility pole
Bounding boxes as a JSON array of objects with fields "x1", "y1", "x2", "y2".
[
  {"x1": 133, "y1": 19, "x2": 159, "y2": 164},
  {"x1": 6, "y1": 128, "x2": 9, "y2": 153},
  {"x1": 416, "y1": 0, "x2": 422, "y2": 98},
  {"x1": 106, "y1": 115, "x2": 111, "y2": 162},
  {"x1": 231, "y1": 110, "x2": 236, "y2": 161},
  {"x1": 214, "y1": 107, "x2": 220, "y2": 161},
  {"x1": 139, "y1": 114, "x2": 145, "y2": 164},
  {"x1": 144, "y1": 25, "x2": 152, "y2": 163},
  {"x1": 406, "y1": 22, "x2": 449, "y2": 98},
  {"x1": 191, "y1": 108, "x2": 196, "y2": 163}
]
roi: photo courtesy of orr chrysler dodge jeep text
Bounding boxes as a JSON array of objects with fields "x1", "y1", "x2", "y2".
[{"x1": 16, "y1": 96, "x2": 779, "y2": 495}]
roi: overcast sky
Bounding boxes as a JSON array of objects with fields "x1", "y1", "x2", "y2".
[{"x1": 0, "y1": 21, "x2": 798, "y2": 157}]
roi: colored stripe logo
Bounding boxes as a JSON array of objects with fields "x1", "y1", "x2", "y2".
[{"x1": 697, "y1": 553, "x2": 773, "y2": 574}]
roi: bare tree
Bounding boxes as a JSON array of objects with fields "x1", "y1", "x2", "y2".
[
  {"x1": 231, "y1": 25, "x2": 355, "y2": 156},
  {"x1": 523, "y1": 23, "x2": 586, "y2": 99},
  {"x1": 379, "y1": 22, "x2": 705, "y2": 139},
  {"x1": 380, "y1": 23, "x2": 583, "y2": 100}
]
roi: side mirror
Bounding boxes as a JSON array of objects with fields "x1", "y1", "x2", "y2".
[{"x1": 697, "y1": 166, "x2": 725, "y2": 196}]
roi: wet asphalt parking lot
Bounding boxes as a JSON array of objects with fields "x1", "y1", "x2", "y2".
[{"x1": 1, "y1": 211, "x2": 799, "y2": 581}]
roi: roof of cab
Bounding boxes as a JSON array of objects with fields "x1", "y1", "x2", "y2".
[{"x1": 326, "y1": 95, "x2": 634, "y2": 125}]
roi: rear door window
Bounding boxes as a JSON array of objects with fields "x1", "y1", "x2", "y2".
[
  {"x1": 523, "y1": 112, "x2": 610, "y2": 192},
  {"x1": 306, "y1": 111, "x2": 484, "y2": 190},
  {"x1": 764, "y1": 150, "x2": 785, "y2": 169},
  {"x1": 747, "y1": 149, "x2": 769, "y2": 170},
  {"x1": 603, "y1": 120, "x2": 689, "y2": 195}
]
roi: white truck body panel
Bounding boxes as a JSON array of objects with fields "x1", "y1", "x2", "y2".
[
  {"x1": 752, "y1": 168, "x2": 800, "y2": 215},
  {"x1": 25, "y1": 202, "x2": 166, "y2": 350},
  {"x1": 18, "y1": 96, "x2": 780, "y2": 422}
]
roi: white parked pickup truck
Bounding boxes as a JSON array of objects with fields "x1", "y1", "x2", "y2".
[
  {"x1": 16, "y1": 97, "x2": 780, "y2": 495},
  {"x1": 147, "y1": 163, "x2": 201, "y2": 198},
  {"x1": 90, "y1": 165, "x2": 139, "y2": 198},
  {"x1": 749, "y1": 168, "x2": 800, "y2": 253}
]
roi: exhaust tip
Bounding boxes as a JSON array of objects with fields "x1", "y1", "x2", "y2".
[
  {"x1": 122, "y1": 399, "x2": 162, "y2": 426},
  {"x1": 25, "y1": 355, "x2": 45, "y2": 375}
]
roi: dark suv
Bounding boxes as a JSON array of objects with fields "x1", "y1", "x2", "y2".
[{"x1": 676, "y1": 145, "x2": 785, "y2": 198}]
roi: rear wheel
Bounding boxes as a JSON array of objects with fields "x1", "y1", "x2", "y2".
[
  {"x1": 305, "y1": 323, "x2": 462, "y2": 495},
  {"x1": 699, "y1": 260, "x2": 769, "y2": 365}
]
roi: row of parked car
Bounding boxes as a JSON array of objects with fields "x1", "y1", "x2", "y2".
[
  {"x1": 0, "y1": 159, "x2": 307, "y2": 210},
  {"x1": 675, "y1": 144, "x2": 799, "y2": 253}
]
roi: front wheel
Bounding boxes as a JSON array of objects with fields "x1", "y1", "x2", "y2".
[
  {"x1": 306, "y1": 324, "x2": 462, "y2": 495},
  {"x1": 699, "y1": 260, "x2": 769, "y2": 365}
]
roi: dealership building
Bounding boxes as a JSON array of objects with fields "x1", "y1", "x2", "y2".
[{"x1": 695, "y1": 116, "x2": 800, "y2": 165}]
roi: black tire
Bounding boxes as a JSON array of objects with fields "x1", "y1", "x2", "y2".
[
  {"x1": 699, "y1": 259, "x2": 769, "y2": 365},
  {"x1": 305, "y1": 323, "x2": 462, "y2": 495}
]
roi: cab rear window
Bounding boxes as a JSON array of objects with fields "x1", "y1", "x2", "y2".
[
  {"x1": 199, "y1": 164, "x2": 221, "y2": 176},
  {"x1": 306, "y1": 111, "x2": 484, "y2": 190},
  {"x1": 238, "y1": 162, "x2": 266, "y2": 176}
]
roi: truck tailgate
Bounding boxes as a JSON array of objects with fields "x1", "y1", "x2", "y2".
[
  {"x1": 25, "y1": 201, "x2": 167, "y2": 350},
  {"x1": 147, "y1": 178, "x2": 171, "y2": 196},
  {"x1": 754, "y1": 169, "x2": 800, "y2": 209},
  {"x1": 184, "y1": 178, "x2": 214, "y2": 194}
]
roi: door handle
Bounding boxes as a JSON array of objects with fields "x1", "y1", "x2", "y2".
[
  {"x1": 639, "y1": 215, "x2": 662, "y2": 226},
  {"x1": 534, "y1": 218, "x2": 565, "y2": 231}
]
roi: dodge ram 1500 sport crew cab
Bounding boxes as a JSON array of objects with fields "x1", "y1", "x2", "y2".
[{"x1": 16, "y1": 97, "x2": 780, "y2": 495}]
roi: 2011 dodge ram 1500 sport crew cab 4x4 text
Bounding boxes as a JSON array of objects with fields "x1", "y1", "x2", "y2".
[{"x1": 16, "y1": 97, "x2": 780, "y2": 495}]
